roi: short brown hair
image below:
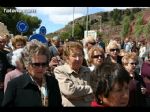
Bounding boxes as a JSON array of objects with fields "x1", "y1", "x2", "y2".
[
  {"x1": 11, "y1": 35, "x2": 27, "y2": 49},
  {"x1": 63, "y1": 41, "x2": 84, "y2": 61}
]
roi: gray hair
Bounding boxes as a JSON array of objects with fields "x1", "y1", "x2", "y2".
[{"x1": 22, "y1": 39, "x2": 50, "y2": 68}]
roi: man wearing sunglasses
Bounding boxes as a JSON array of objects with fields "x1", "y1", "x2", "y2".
[{"x1": 2, "y1": 39, "x2": 62, "y2": 107}]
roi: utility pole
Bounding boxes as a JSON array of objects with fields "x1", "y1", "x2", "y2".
[
  {"x1": 99, "y1": 15, "x2": 102, "y2": 32},
  {"x1": 86, "y1": 7, "x2": 89, "y2": 37},
  {"x1": 72, "y1": 7, "x2": 75, "y2": 37}
]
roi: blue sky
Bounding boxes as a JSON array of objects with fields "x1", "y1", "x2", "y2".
[{"x1": 16, "y1": 7, "x2": 136, "y2": 34}]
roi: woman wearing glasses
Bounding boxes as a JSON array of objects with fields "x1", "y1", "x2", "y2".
[
  {"x1": 105, "y1": 41, "x2": 122, "y2": 65},
  {"x1": 122, "y1": 52, "x2": 146, "y2": 106},
  {"x1": 87, "y1": 46, "x2": 105, "y2": 72},
  {"x1": 2, "y1": 39, "x2": 62, "y2": 107}
]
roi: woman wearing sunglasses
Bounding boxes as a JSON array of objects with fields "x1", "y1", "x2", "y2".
[
  {"x1": 105, "y1": 41, "x2": 122, "y2": 65},
  {"x1": 2, "y1": 39, "x2": 62, "y2": 107},
  {"x1": 88, "y1": 46, "x2": 105, "y2": 72},
  {"x1": 122, "y1": 52, "x2": 146, "y2": 106}
]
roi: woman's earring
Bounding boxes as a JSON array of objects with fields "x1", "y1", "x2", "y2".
[{"x1": 100, "y1": 100, "x2": 103, "y2": 104}]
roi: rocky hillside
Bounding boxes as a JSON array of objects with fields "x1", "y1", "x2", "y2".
[{"x1": 47, "y1": 8, "x2": 150, "y2": 41}]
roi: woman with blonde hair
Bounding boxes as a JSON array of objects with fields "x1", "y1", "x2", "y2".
[
  {"x1": 88, "y1": 46, "x2": 105, "y2": 71},
  {"x1": 122, "y1": 52, "x2": 146, "y2": 106},
  {"x1": 105, "y1": 41, "x2": 122, "y2": 65},
  {"x1": 7, "y1": 35, "x2": 27, "y2": 65},
  {"x1": 11, "y1": 35, "x2": 27, "y2": 50}
]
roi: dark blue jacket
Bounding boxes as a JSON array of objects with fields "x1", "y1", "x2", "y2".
[{"x1": 2, "y1": 72, "x2": 62, "y2": 107}]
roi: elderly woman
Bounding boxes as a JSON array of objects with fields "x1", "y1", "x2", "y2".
[
  {"x1": 54, "y1": 41, "x2": 94, "y2": 107},
  {"x1": 4, "y1": 48, "x2": 25, "y2": 93},
  {"x1": 122, "y1": 52, "x2": 146, "y2": 106},
  {"x1": 49, "y1": 36, "x2": 60, "y2": 59},
  {"x1": 7, "y1": 35, "x2": 27, "y2": 65},
  {"x1": 83, "y1": 36, "x2": 97, "y2": 61},
  {"x1": 88, "y1": 46, "x2": 105, "y2": 71},
  {"x1": 11, "y1": 35, "x2": 27, "y2": 50},
  {"x1": 105, "y1": 41, "x2": 122, "y2": 65},
  {"x1": 91, "y1": 63, "x2": 130, "y2": 107},
  {"x1": 2, "y1": 39, "x2": 62, "y2": 107}
]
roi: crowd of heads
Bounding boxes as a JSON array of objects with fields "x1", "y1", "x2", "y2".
[{"x1": 0, "y1": 33, "x2": 150, "y2": 107}]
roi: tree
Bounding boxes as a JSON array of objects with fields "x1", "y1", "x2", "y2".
[
  {"x1": 102, "y1": 12, "x2": 108, "y2": 22},
  {"x1": 111, "y1": 9, "x2": 122, "y2": 25},
  {"x1": 0, "y1": 7, "x2": 41, "y2": 37},
  {"x1": 134, "y1": 13, "x2": 143, "y2": 38},
  {"x1": 129, "y1": 11, "x2": 135, "y2": 21},
  {"x1": 20, "y1": 14, "x2": 41, "y2": 36},
  {"x1": 73, "y1": 23, "x2": 84, "y2": 40},
  {"x1": 143, "y1": 21, "x2": 150, "y2": 39},
  {"x1": 60, "y1": 31, "x2": 70, "y2": 41},
  {"x1": 121, "y1": 16, "x2": 130, "y2": 38}
]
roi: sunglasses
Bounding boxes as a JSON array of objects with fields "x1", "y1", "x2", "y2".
[
  {"x1": 88, "y1": 42, "x2": 96, "y2": 45},
  {"x1": 31, "y1": 62, "x2": 48, "y2": 68},
  {"x1": 110, "y1": 48, "x2": 120, "y2": 52},
  {"x1": 129, "y1": 62, "x2": 137, "y2": 65},
  {"x1": 92, "y1": 55, "x2": 104, "y2": 59}
]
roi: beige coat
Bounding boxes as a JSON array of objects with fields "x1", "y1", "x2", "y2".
[{"x1": 54, "y1": 63, "x2": 94, "y2": 107}]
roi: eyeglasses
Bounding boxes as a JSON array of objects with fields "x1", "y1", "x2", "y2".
[
  {"x1": 31, "y1": 62, "x2": 48, "y2": 68},
  {"x1": 92, "y1": 55, "x2": 104, "y2": 59},
  {"x1": 88, "y1": 42, "x2": 96, "y2": 45},
  {"x1": 110, "y1": 48, "x2": 120, "y2": 52},
  {"x1": 129, "y1": 62, "x2": 137, "y2": 65}
]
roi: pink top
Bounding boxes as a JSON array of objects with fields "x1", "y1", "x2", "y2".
[
  {"x1": 4, "y1": 69, "x2": 23, "y2": 93},
  {"x1": 91, "y1": 100, "x2": 109, "y2": 107}
]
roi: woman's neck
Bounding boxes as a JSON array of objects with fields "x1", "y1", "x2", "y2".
[
  {"x1": 129, "y1": 72, "x2": 135, "y2": 78},
  {"x1": 111, "y1": 57, "x2": 117, "y2": 63},
  {"x1": 33, "y1": 77, "x2": 43, "y2": 87}
]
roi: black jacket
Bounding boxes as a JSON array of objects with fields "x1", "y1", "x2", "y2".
[{"x1": 2, "y1": 72, "x2": 62, "y2": 107}]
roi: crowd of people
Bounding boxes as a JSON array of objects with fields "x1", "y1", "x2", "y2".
[{"x1": 0, "y1": 33, "x2": 150, "y2": 107}]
